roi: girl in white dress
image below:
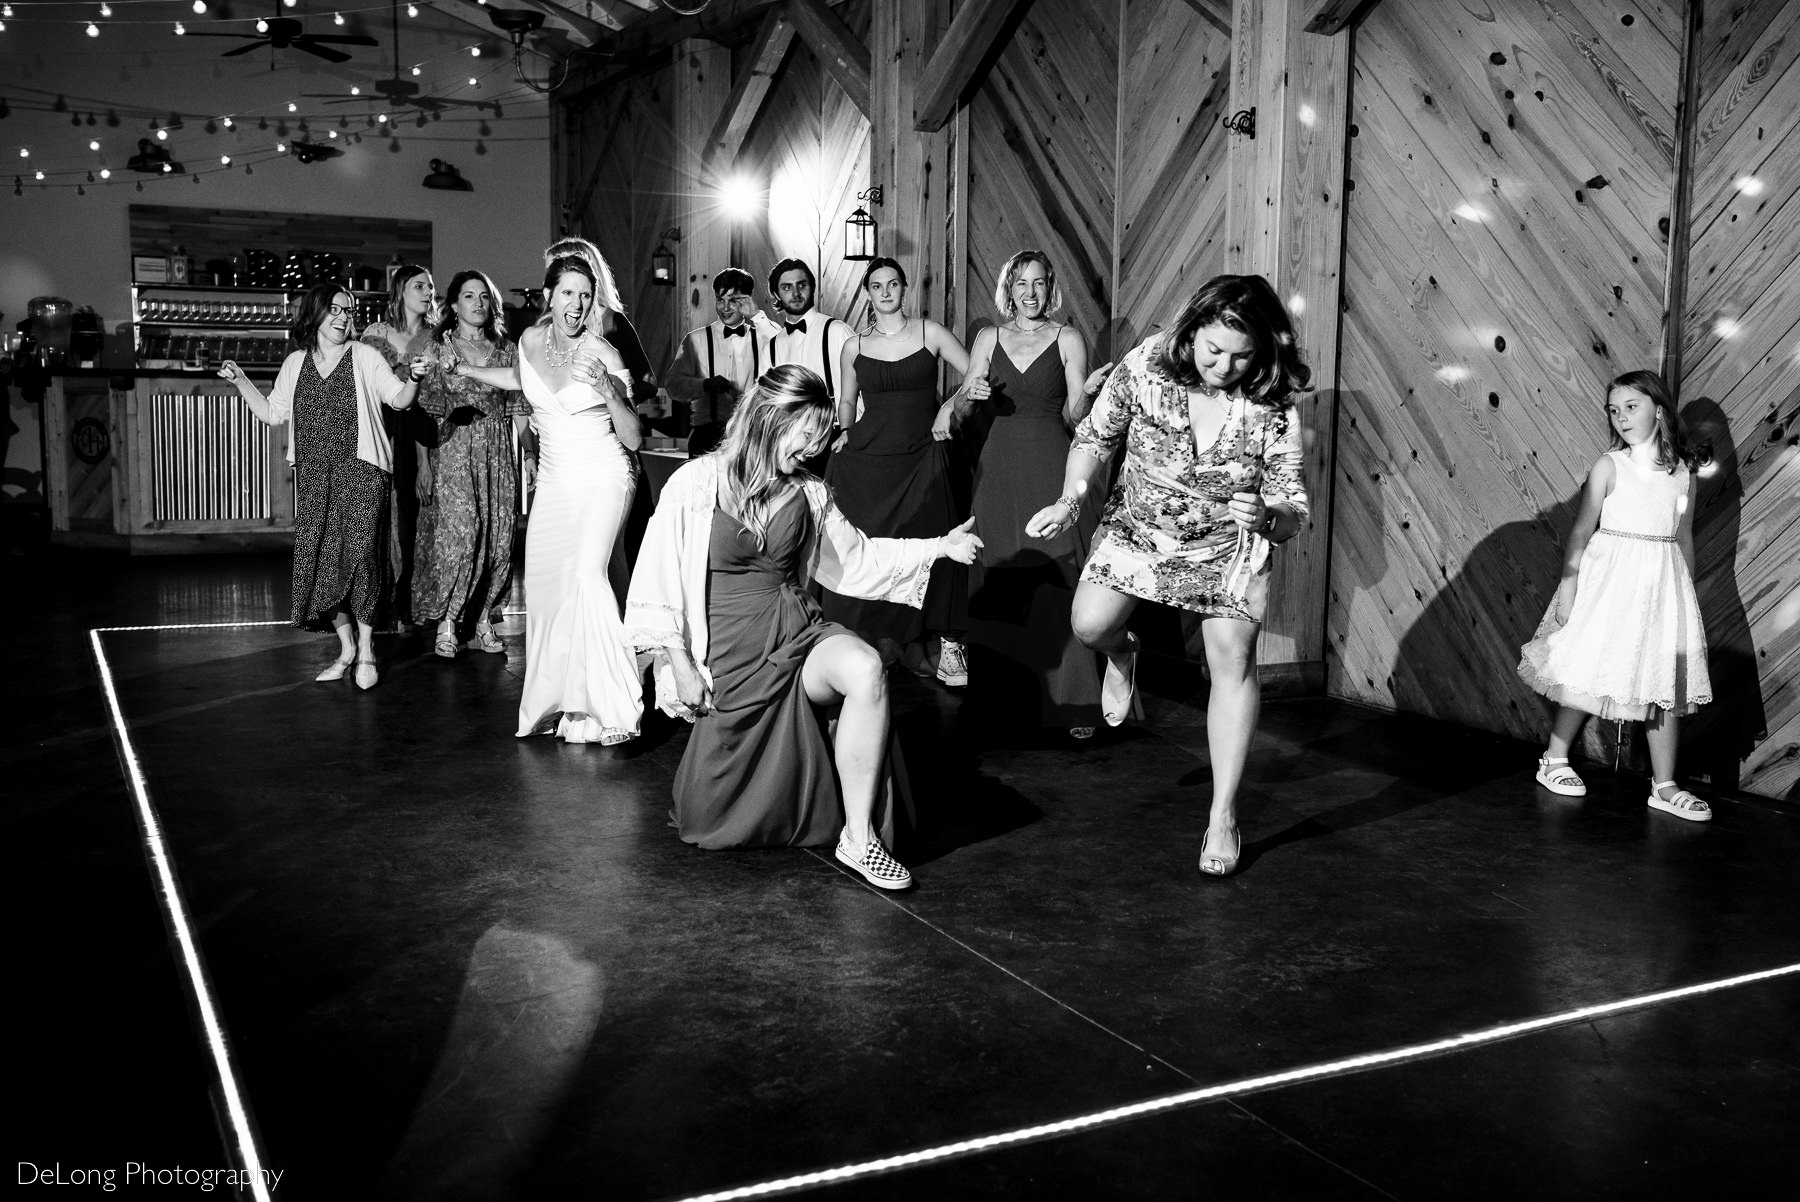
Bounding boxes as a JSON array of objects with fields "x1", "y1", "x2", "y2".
[
  {"x1": 1518, "y1": 370, "x2": 1713, "y2": 820},
  {"x1": 455, "y1": 255, "x2": 645, "y2": 743}
]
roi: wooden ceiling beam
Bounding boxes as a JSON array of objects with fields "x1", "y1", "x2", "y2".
[
  {"x1": 1180, "y1": 0, "x2": 1231, "y2": 35},
  {"x1": 1301, "y1": 0, "x2": 1381, "y2": 35},
  {"x1": 702, "y1": 7, "x2": 797, "y2": 168},
  {"x1": 509, "y1": 0, "x2": 617, "y2": 42},
  {"x1": 784, "y1": 0, "x2": 872, "y2": 118},
  {"x1": 427, "y1": 0, "x2": 582, "y2": 52},
  {"x1": 912, "y1": 0, "x2": 1032, "y2": 133}
]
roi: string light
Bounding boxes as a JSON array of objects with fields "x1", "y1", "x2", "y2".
[
  {"x1": 276, "y1": 142, "x2": 287, "y2": 152},
  {"x1": 219, "y1": 154, "x2": 230, "y2": 165},
  {"x1": 86, "y1": 21, "x2": 99, "y2": 36},
  {"x1": 411, "y1": 65, "x2": 421, "y2": 76},
  {"x1": 406, "y1": 3, "x2": 417, "y2": 14},
  {"x1": 222, "y1": 117, "x2": 233, "y2": 129},
  {"x1": 18, "y1": 148, "x2": 28, "y2": 158},
  {"x1": 333, "y1": 11, "x2": 344, "y2": 24},
  {"x1": 376, "y1": 113, "x2": 388, "y2": 123},
  {"x1": 99, "y1": 3, "x2": 112, "y2": 16},
  {"x1": 2, "y1": 4, "x2": 13, "y2": 17},
  {"x1": 89, "y1": 139, "x2": 100, "y2": 151},
  {"x1": 34, "y1": 169, "x2": 43, "y2": 180},
  {"x1": 100, "y1": 168, "x2": 111, "y2": 179},
  {"x1": 327, "y1": 129, "x2": 338, "y2": 139},
  {"x1": 156, "y1": 129, "x2": 168, "y2": 140},
  {"x1": 174, "y1": 21, "x2": 185, "y2": 34},
  {"x1": 256, "y1": 18, "x2": 268, "y2": 33},
  {"x1": 469, "y1": 77, "x2": 479, "y2": 87},
  {"x1": 470, "y1": 47, "x2": 481, "y2": 57},
  {"x1": 287, "y1": 102, "x2": 297, "y2": 113},
  {"x1": 350, "y1": 86, "x2": 361, "y2": 96},
  {"x1": 161, "y1": 162, "x2": 172, "y2": 173},
  {"x1": 192, "y1": 1, "x2": 207, "y2": 13}
]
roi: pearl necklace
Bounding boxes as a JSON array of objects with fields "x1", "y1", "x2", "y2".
[{"x1": 545, "y1": 325, "x2": 581, "y2": 368}]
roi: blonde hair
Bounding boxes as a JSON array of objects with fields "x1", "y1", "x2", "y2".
[
  {"x1": 993, "y1": 249, "x2": 1062, "y2": 318},
  {"x1": 543, "y1": 236, "x2": 623, "y2": 317},
  {"x1": 714, "y1": 365, "x2": 835, "y2": 549}
]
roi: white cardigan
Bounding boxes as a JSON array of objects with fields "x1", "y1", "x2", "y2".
[
  {"x1": 265, "y1": 341, "x2": 414, "y2": 472},
  {"x1": 624, "y1": 456, "x2": 940, "y2": 717}
]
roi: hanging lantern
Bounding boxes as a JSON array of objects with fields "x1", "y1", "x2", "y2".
[
  {"x1": 843, "y1": 186, "x2": 882, "y2": 262},
  {"x1": 650, "y1": 226, "x2": 681, "y2": 286}
]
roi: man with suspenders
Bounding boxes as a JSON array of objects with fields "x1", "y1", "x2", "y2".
[
  {"x1": 763, "y1": 258, "x2": 853, "y2": 426},
  {"x1": 665, "y1": 267, "x2": 779, "y2": 457}
]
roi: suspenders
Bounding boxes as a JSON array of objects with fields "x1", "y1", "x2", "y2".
[
  {"x1": 767, "y1": 317, "x2": 837, "y2": 395},
  {"x1": 700, "y1": 325, "x2": 761, "y2": 407}
]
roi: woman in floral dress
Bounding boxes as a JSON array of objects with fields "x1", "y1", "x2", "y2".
[
  {"x1": 361, "y1": 263, "x2": 439, "y2": 622},
  {"x1": 1026, "y1": 275, "x2": 1310, "y2": 877},
  {"x1": 415, "y1": 269, "x2": 529, "y2": 656}
]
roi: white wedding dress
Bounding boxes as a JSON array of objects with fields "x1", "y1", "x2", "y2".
[{"x1": 516, "y1": 352, "x2": 643, "y2": 743}]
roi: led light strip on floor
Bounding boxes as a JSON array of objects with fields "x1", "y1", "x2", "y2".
[
  {"x1": 90, "y1": 628, "x2": 277, "y2": 1202},
  {"x1": 671, "y1": 960, "x2": 1800, "y2": 1202}
]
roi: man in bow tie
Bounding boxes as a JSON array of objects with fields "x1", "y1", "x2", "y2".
[
  {"x1": 765, "y1": 258, "x2": 852, "y2": 422},
  {"x1": 665, "y1": 267, "x2": 780, "y2": 456}
]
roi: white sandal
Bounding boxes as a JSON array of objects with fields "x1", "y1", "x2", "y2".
[
  {"x1": 1534, "y1": 755, "x2": 1586, "y2": 797},
  {"x1": 1648, "y1": 781, "x2": 1711, "y2": 822}
]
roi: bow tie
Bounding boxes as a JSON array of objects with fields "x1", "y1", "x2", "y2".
[
  {"x1": 721, "y1": 324, "x2": 747, "y2": 338},
  {"x1": 783, "y1": 319, "x2": 807, "y2": 335}
]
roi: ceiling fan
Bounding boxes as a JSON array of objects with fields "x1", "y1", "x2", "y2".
[
  {"x1": 306, "y1": 2, "x2": 494, "y2": 113},
  {"x1": 185, "y1": 15, "x2": 378, "y2": 64}
]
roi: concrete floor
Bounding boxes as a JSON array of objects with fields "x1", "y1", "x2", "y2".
[{"x1": 8, "y1": 548, "x2": 1798, "y2": 1200}]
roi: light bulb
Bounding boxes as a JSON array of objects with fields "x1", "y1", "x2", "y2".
[
  {"x1": 377, "y1": 113, "x2": 388, "y2": 124},
  {"x1": 156, "y1": 129, "x2": 168, "y2": 141},
  {"x1": 350, "y1": 87, "x2": 360, "y2": 96},
  {"x1": 162, "y1": 162, "x2": 172, "y2": 172},
  {"x1": 86, "y1": 21, "x2": 99, "y2": 36},
  {"x1": 469, "y1": 78, "x2": 479, "y2": 87},
  {"x1": 256, "y1": 18, "x2": 268, "y2": 33},
  {"x1": 174, "y1": 22, "x2": 185, "y2": 34},
  {"x1": 2, "y1": 5, "x2": 13, "y2": 18},
  {"x1": 192, "y1": 1, "x2": 207, "y2": 13},
  {"x1": 470, "y1": 47, "x2": 481, "y2": 57},
  {"x1": 89, "y1": 139, "x2": 100, "y2": 150},
  {"x1": 221, "y1": 154, "x2": 231, "y2": 164},
  {"x1": 333, "y1": 11, "x2": 344, "y2": 25},
  {"x1": 328, "y1": 130, "x2": 338, "y2": 139},
  {"x1": 288, "y1": 102, "x2": 298, "y2": 112},
  {"x1": 222, "y1": 117, "x2": 233, "y2": 129},
  {"x1": 406, "y1": 3, "x2": 417, "y2": 14},
  {"x1": 18, "y1": 148, "x2": 27, "y2": 158},
  {"x1": 411, "y1": 66, "x2": 421, "y2": 76},
  {"x1": 99, "y1": 3, "x2": 112, "y2": 16},
  {"x1": 277, "y1": 142, "x2": 287, "y2": 152},
  {"x1": 34, "y1": 169, "x2": 43, "y2": 180},
  {"x1": 100, "y1": 168, "x2": 111, "y2": 178}
]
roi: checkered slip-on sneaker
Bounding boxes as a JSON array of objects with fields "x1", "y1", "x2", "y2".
[{"x1": 835, "y1": 834, "x2": 914, "y2": 890}]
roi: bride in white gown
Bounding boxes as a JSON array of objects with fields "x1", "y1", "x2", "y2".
[{"x1": 454, "y1": 254, "x2": 644, "y2": 742}]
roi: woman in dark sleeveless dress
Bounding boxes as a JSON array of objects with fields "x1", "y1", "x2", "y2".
[
  {"x1": 218, "y1": 283, "x2": 427, "y2": 688},
  {"x1": 965, "y1": 250, "x2": 1104, "y2": 737},
  {"x1": 625, "y1": 366, "x2": 982, "y2": 890},
  {"x1": 822, "y1": 258, "x2": 989, "y2": 685}
]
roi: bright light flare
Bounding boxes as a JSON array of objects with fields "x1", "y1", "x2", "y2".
[
  {"x1": 720, "y1": 173, "x2": 761, "y2": 219},
  {"x1": 1733, "y1": 175, "x2": 1764, "y2": 197},
  {"x1": 1713, "y1": 317, "x2": 1741, "y2": 340},
  {"x1": 1452, "y1": 203, "x2": 1489, "y2": 222},
  {"x1": 1435, "y1": 365, "x2": 1472, "y2": 384},
  {"x1": 1298, "y1": 104, "x2": 1317, "y2": 127}
]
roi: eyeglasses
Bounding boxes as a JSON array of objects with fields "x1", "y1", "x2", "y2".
[{"x1": 327, "y1": 303, "x2": 354, "y2": 317}]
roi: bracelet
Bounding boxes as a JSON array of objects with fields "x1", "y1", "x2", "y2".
[{"x1": 1055, "y1": 493, "x2": 1081, "y2": 518}]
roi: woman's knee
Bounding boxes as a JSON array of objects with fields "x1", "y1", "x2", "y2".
[
  {"x1": 1204, "y1": 623, "x2": 1258, "y2": 682},
  {"x1": 838, "y1": 639, "x2": 888, "y2": 701}
]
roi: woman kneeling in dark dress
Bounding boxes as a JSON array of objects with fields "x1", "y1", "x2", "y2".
[{"x1": 625, "y1": 365, "x2": 982, "y2": 890}]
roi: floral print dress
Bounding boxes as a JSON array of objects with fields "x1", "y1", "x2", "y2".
[
  {"x1": 412, "y1": 336, "x2": 530, "y2": 627},
  {"x1": 1072, "y1": 338, "x2": 1308, "y2": 621}
]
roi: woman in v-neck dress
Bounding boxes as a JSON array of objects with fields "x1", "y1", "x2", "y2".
[
  {"x1": 1025, "y1": 275, "x2": 1311, "y2": 876},
  {"x1": 822, "y1": 258, "x2": 989, "y2": 682},
  {"x1": 457, "y1": 255, "x2": 645, "y2": 743},
  {"x1": 965, "y1": 250, "x2": 1103, "y2": 737}
]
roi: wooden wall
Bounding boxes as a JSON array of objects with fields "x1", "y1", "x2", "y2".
[
  {"x1": 560, "y1": 61, "x2": 680, "y2": 377},
  {"x1": 1677, "y1": 0, "x2": 1800, "y2": 799},
  {"x1": 1115, "y1": 0, "x2": 1232, "y2": 353},
  {"x1": 965, "y1": 0, "x2": 1118, "y2": 357},
  {"x1": 735, "y1": 2, "x2": 874, "y2": 326},
  {"x1": 1327, "y1": 0, "x2": 1682, "y2": 759}
]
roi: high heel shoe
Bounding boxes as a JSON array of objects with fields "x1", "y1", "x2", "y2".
[
  {"x1": 316, "y1": 654, "x2": 355, "y2": 682},
  {"x1": 353, "y1": 659, "x2": 379, "y2": 691},
  {"x1": 1101, "y1": 633, "x2": 1140, "y2": 727},
  {"x1": 1199, "y1": 825, "x2": 1240, "y2": 877}
]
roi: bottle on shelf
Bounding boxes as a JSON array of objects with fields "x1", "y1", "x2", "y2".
[{"x1": 169, "y1": 244, "x2": 190, "y2": 285}]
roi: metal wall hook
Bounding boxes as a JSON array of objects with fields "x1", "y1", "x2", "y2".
[{"x1": 1223, "y1": 108, "x2": 1256, "y2": 139}]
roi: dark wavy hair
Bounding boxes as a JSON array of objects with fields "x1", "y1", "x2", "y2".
[
  {"x1": 290, "y1": 282, "x2": 354, "y2": 351},
  {"x1": 1605, "y1": 369, "x2": 1709, "y2": 472},
  {"x1": 713, "y1": 267, "x2": 755, "y2": 297},
  {"x1": 1151, "y1": 274, "x2": 1310, "y2": 408},
  {"x1": 537, "y1": 255, "x2": 599, "y2": 329},
  {"x1": 382, "y1": 263, "x2": 433, "y2": 329},
  {"x1": 433, "y1": 269, "x2": 506, "y2": 344},
  {"x1": 767, "y1": 257, "x2": 817, "y2": 296}
]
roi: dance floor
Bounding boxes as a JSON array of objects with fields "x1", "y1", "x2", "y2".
[{"x1": 11, "y1": 549, "x2": 1799, "y2": 1200}]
